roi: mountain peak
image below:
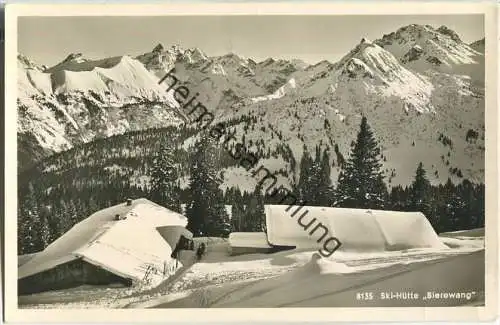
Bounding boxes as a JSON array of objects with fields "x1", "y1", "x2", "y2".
[
  {"x1": 182, "y1": 47, "x2": 208, "y2": 63},
  {"x1": 186, "y1": 47, "x2": 206, "y2": 56},
  {"x1": 377, "y1": 24, "x2": 434, "y2": 46},
  {"x1": 216, "y1": 52, "x2": 249, "y2": 67},
  {"x1": 469, "y1": 38, "x2": 485, "y2": 53},
  {"x1": 260, "y1": 57, "x2": 276, "y2": 66},
  {"x1": 152, "y1": 43, "x2": 164, "y2": 53},
  {"x1": 18, "y1": 53, "x2": 44, "y2": 71},
  {"x1": 62, "y1": 53, "x2": 88, "y2": 64},
  {"x1": 222, "y1": 52, "x2": 246, "y2": 60},
  {"x1": 166, "y1": 44, "x2": 184, "y2": 56},
  {"x1": 436, "y1": 25, "x2": 462, "y2": 42},
  {"x1": 372, "y1": 23, "x2": 480, "y2": 74}
]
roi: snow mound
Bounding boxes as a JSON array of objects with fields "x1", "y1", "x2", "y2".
[{"x1": 265, "y1": 205, "x2": 446, "y2": 253}]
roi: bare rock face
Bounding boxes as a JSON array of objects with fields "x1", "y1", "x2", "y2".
[
  {"x1": 437, "y1": 25, "x2": 462, "y2": 43},
  {"x1": 343, "y1": 58, "x2": 374, "y2": 79},
  {"x1": 152, "y1": 43, "x2": 165, "y2": 53},
  {"x1": 402, "y1": 45, "x2": 424, "y2": 63}
]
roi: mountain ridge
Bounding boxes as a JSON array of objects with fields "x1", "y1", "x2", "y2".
[{"x1": 17, "y1": 24, "x2": 485, "y2": 190}]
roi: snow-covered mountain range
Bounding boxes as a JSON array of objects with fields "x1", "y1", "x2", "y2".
[{"x1": 17, "y1": 24, "x2": 485, "y2": 188}]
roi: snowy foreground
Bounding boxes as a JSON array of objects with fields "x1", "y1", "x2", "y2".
[{"x1": 19, "y1": 230, "x2": 485, "y2": 308}]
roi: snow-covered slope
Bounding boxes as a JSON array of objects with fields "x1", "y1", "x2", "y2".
[
  {"x1": 18, "y1": 23, "x2": 485, "y2": 188},
  {"x1": 329, "y1": 37, "x2": 435, "y2": 113},
  {"x1": 141, "y1": 235, "x2": 484, "y2": 308},
  {"x1": 18, "y1": 232, "x2": 484, "y2": 308},
  {"x1": 375, "y1": 24, "x2": 484, "y2": 82},
  {"x1": 249, "y1": 78, "x2": 297, "y2": 103},
  {"x1": 201, "y1": 29, "x2": 483, "y2": 187},
  {"x1": 17, "y1": 53, "x2": 185, "y2": 168}
]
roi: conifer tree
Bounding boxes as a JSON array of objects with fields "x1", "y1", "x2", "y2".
[
  {"x1": 186, "y1": 135, "x2": 229, "y2": 237},
  {"x1": 389, "y1": 185, "x2": 408, "y2": 211},
  {"x1": 39, "y1": 215, "x2": 51, "y2": 249},
  {"x1": 409, "y1": 162, "x2": 438, "y2": 227},
  {"x1": 475, "y1": 183, "x2": 485, "y2": 228},
  {"x1": 435, "y1": 178, "x2": 459, "y2": 232},
  {"x1": 297, "y1": 145, "x2": 314, "y2": 204},
  {"x1": 17, "y1": 205, "x2": 26, "y2": 254},
  {"x1": 66, "y1": 200, "x2": 80, "y2": 230},
  {"x1": 150, "y1": 140, "x2": 181, "y2": 213},
  {"x1": 455, "y1": 180, "x2": 476, "y2": 230},
  {"x1": 231, "y1": 203, "x2": 243, "y2": 232},
  {"x1": 409, "y1": 162, "x2": 431, "y2": 212},
  {"x1": 230, "y1": 188, "x2": 245, "y2": 232},
  {"x1": 247, "y1": 183, "x2": 266, "y2": 232},
  {"x1": 56, "y1": 199, "x2": 73, "y2": 236},
  {"x1": 18, "y1": 183, "x2": 44, "y2": 254},
  {"x1": 308, "y1": 145, "x2": 323, "y2": 204},
  {"x1": 334, "y1": 116, "x2": 388, "y2": 209},
  {"x1": 296, "y1": 145, "x2": 333, "y2": 206},
  {"x1": 317, "y1": 148, "x2": 334, "y2": 206}
]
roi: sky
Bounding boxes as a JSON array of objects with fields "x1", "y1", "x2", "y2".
[{"x1": 18, "y1": 15, "x2": 484, "y2": 67}]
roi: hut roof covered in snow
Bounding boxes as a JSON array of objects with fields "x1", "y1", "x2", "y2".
[
  {"x1": 229, "y1": 232, "x2": 272, "y2": 249},
  {"x1": 18, "y1": 198, "x2": 190, "y2": 283},
  {"x1": 264, "y1": 205, "x2": 446, "y2": 252}
]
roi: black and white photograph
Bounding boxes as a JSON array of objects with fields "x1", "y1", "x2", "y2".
[{"x1": 4, "y1": 2, "x2": 498, "y2": 322}]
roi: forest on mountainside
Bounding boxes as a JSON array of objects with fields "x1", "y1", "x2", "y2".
[{"x1": 17, "y1": 116, "x2": 484, "y2": 255}]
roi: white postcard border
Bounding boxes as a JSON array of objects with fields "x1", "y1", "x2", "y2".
[{"x1": 4, "y1": 2, "x2": 498, "y2": 322}]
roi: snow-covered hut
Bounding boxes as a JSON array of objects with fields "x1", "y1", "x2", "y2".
[
  {"x1": 18, "y1": 198, "x2": 192, "y2": 294},
  {"x1": 228, "y1": 232, "x2": 273, "y2": 255},
  {"x1": 264, "y1": 205, "x2": 446, "y2": 252},
  {"x1": 228, "y1": 205, "x2": 445, "y2": 256}
]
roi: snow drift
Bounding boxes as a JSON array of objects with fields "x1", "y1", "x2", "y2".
[
  {"x1": 265, "y1": 205, "x2": 446, "y2": 253},
  {"x1": 143, "y1": 240, "x2": 484, "y2": 308},
  {"x1": 210, "y1": 250, "x2": 484, "y2": 308}
]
